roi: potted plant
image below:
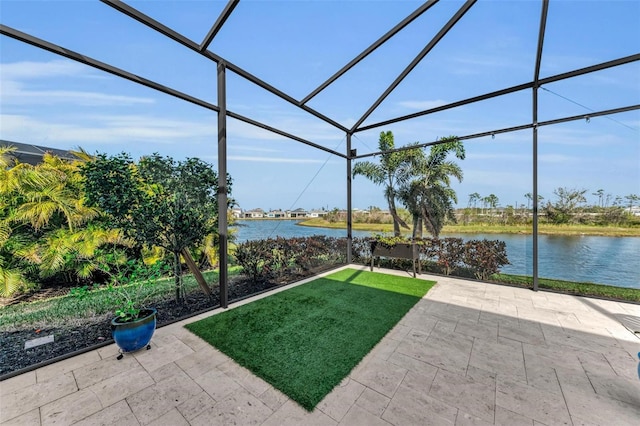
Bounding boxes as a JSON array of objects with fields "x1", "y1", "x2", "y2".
[{"x1": 108, "y1": 261, "x2": 165, "y2": 359}]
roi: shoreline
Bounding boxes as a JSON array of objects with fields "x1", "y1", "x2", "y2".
[{"x1": 295, "y1": 218, "x2": 640, "y2": 237}]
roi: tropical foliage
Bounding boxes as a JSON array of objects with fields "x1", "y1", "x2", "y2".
[
  {"x1": 81, "y1": 152, "x2": 232, "y2": 303},
  {"x1": 353, "y1": 132, "x2": 465, "y2": 238}
]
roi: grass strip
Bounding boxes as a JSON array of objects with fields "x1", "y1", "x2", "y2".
[
  {"x1": 185, "y1": 268, "x2": 434, "y2": 410},
  {"x1": 492, "y1": 273, "x2": 640, "y2": 302},
  {"x1": 0, "y1": 269, "x2": 227, "y2": 331}
]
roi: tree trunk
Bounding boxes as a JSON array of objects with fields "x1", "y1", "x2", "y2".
[
  {"x1": 388, "y1": 196, "x2": 408, "y2": 237},
  {"x1": 173, "y1": 251, "x2": 183, "y2": 304},
  {"x1": 181, "y1": 248, "x2": 213, "y2": 299}
]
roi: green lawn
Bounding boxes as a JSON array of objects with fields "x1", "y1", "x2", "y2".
[{"x1": 185, "y1": 268, "x2": 435, "y2": 410}]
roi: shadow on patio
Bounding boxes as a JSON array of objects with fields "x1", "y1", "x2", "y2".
[{"x1": 2, "y1": 265, "x2": 639, "y2": 425}]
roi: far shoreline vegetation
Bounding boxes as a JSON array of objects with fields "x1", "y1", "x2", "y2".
[{"x1": 297, "y1": 217, "x2": 640, "y2": 237}]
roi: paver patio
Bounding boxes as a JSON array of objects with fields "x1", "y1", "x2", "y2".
[{"x1": 2, "y1": 265, "x2": 639, "y2": 425}]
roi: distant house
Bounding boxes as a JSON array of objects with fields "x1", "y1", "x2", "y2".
[
  {"x1": 288, "y1": 208, "x2": 308, "y2": 218},
  {"x1": 244, "y1": 208, "x2": 264, "y2": 218},
  {"x1": 266, "y1": 210, "x2": 286, "y2": 218},
  {"x1": 231, "y1": 208, "x2": 243, "y2": 219},
  {"x1": 1, "y1": 140, "x2": 77, "y2": 166},
  {"x1": 308, "y1": 210, "x2": 327, "y2": 218}
]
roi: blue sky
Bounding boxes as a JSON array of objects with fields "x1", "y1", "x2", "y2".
[{"x1": 1, "y1": 0, "x2": 639, "y2": 212}]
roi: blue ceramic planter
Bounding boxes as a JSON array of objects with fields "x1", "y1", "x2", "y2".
[{"x1": 111, "y1": 308, "x2": 157, "y2": 354}]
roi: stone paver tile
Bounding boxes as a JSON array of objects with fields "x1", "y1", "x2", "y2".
[
  {"x1": 40, "y1": 388, "x2": 102, "y2": 426},
  {"x1": 498, "y1": 322, "x2": 546, "y2": 345},
  {"x1": 257, "y1": 386, "x2": 289, "y2": 411},
  {"x1": 73, "y1": 355, "x2": 139, "y2": 389},
  {"x1": 455, "y1": 411, "x2": 493, "y2": 426},
  {"x1": 126, "y1": 369, "x2": 202, "y2": 424},
  {"x1": 404, "y1": 327, "x2": 431, "y2": 343},
  {"x1": 577, "y1": 350, "x2": 616, "y2": 377},
  {"x1": 0, "y1": 408, "x2": 40, "y2": 426},
  {"x1": 174, "y1": 346, "x2": 228, "y2": 380},
  {"x1": 516, "y1": 307, "x2": 562, "y2": 326},
  {"x1": 382, "y1": 384, "x2": 457, "y2": 426},
  {"x1": 386, "y1": 324, "x2": 411, "y2": 341},
  {"x1": 563, "y1": 385, "x2": 640, "y2": 426},
  {"x1": 146, "y1": 408, "x2": 188, "y2": 426},
  {"x1": 97, "y1": 344, "x2": 120, "y2": 360},
  {"x1": 601, "y1": 347, "x2": 639, "y2": 381},
  {"x1": 350, "y1": 357, "x2": 407, "y2": 398},
  {"x1": 261, "y1": 400, "x2": 336, "y2": 426},
  {"x1": 454, "y1": 319, "x2": 498, "y2": 341},
  {"x1": 496, "y1": 377, "x2": 571, "y2": 425},
  {"x1": 194, "y1": 367, "x2": 241, "y2": 401},
  {"x1": 555, "y1": 365, "x2": 594, "y2": 393},
  {"x1": 175, "y1": 327, "x2": 213, "y2": 351},
  {"x1": 469, "y1": 338, "x2": 526, "y2": 382},
  {"x1": 370, "y1": 337, "x2": 401, "y2": 361},
  {"x1": 0, "y1": 371, "x2": 35, "y2": 395},
  {"x1": 190, "y1": 388, "x2": 273, "y2": 426},
  {"x1": 587, "y1": 372, "x2": 640, "y2": 406},
  {"x1": 400, "y1": 313, "x2": 438, "y2": 334},
  {"x1": 494, "y1": 406, "x2": 534, "y2": 426},
  {"x1": 73, "y1": 400, "x2": 139, "y2": 426},
  {"x1": 148, "y1": 362, "x2": 183, "y2": 382},
  {"x1": 396, "y1": 332, "x2": 472, "y2": 374},
  {"x1": 522, "y1": 342, "x2": 583, "y2": 373},
  {"x1": 36, "y1": 351, "x2": 101, "y2": 383},
  {"x1": 317, "y1": 377, "x2": 365, "y2": 421},
  {"x1": 465, "y1": 365, "x2": 497, "y2": 387},
  {"x1": 0, "y1": 372, "x2": 77, "y2": 423},
  {"x1": 355, "y1": 388, "x2": 390, "y2": 417},
  {"x1": 388, "y1": 351, "x2": 439, "y2": 378},
  {"x1": 431, "y1": 318, "x2": 459, "y2": 334},
  {"x1": 401, "y1": 369, "x2": 439, "y2": 396},
  {"x1": 524, "y1": 362, "x2": 561, "y2": 394},
  {"x1": 176, "y1": 391, "x2": 217, "y2": 422},
  {"x1": 134, "y1": 337, "x2": 194, "y2": 373},
  {"x1": 338, "y1": 405, "x2": 391, "y2": 426},
  {"x1": 429, "y1": 368, "x2": 495, "y2": 424},
  {"x1": 88, "y1": 365, "x2": 154, "y2": 407},
  {"x1": 214, "y1": 361, "x2": 270, "y2": 397}
]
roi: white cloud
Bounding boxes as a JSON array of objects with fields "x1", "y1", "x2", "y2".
[{"x1": 1, "y1": 60, "x2": 154, "y2": 106}]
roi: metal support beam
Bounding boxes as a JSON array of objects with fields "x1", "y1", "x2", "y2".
[
  {"x1": 200, "y1": 0, "x2": 239, "y2": 51},
  {"x1": 532, "y1": 0, "x2": 549, "y2": 292},
  {"x1": 350, "y1": 0, "x2": 476, "y2": 132},
  {"x1": 100, "y1": 0, "x2": 349, "y2": 133},
  {"x1": 356, "y1": 53, "x2": 640, "y2": 134},
  {"x1": 301, "y1": 0, "x2": 439, "y2": 105},
  {"x1": 346, "y1": 133, "x2": 353, "y2": 264},
  {"x1": 354, "y1": 104, "x2": 640, "y2": 160},
  {"x1": 217, "y1": 62, "x2": 229, "y2": 309},
  {"x1": 0, "y1": 24, "x2": 220, "y2": 114},
  {"x1": 0, "y1": 24, "x2": 344, "y2": 161}
]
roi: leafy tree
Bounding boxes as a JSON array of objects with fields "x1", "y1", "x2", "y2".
[
  {"x1": 82, "y1": 153, "x2": 231, "y2": 303},
  {"x1": 544, "y1": 187, "x2": 587, "y2": 224},
  {"x1": 624, "y1": 194, "x2": 639, "y2": 209},
  {"x1": 468, "y1": 192, "x2": 481, "y2": 210},
  {"x1": 353, "y1": 131, "x2": 418, "y2": 236},
  {"x1": 397, "y1": 137, "x2": 465, "y2": 238},
  {"x1": 593, "y1": 189, "x2": 604, "y2": 208}
]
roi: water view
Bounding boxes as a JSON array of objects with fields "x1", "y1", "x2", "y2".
[{"x1": 234, "y1": 220, "x2": 640, "y2": 289}]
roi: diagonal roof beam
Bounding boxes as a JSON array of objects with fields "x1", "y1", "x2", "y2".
[
  {"x1": 354, "y1": 104, "x2": 640, "y2": 159},
  {"x1": 533, "y1": 0, "x2": 549, "y2": 85},
  {"x1": 0, "y1": 24, "x2": 219, "y2": 113},
  {"x1": 356, "y1": 53, "x2": 640, "y2": 133},
  {"x1": 200, "y1": 0, "x2": 239, "y2": 52},
  {"x1": 101, "y1": 0, "x2": 349, "y2": 133},
  {"x1": 0, "y1": 24, "x2": 345, "y2": 159},
  {"x1": 350, "y1": 0, "x2": 477, "y2": 133},
  {"x1": 301, "y1": 0, "x2": 439, "y2": 105}
]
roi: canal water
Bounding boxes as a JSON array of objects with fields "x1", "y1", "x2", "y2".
[{"x1": 233, "y1": 220, "x2": 640, "y2": 289}]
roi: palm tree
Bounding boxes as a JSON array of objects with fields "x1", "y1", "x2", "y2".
[
  {"x1": 398, "y1": 137, "x2": 465, "y2": 238},
  {"x1": 353, "y1": 131, "x2": 419, "y2": 236}
]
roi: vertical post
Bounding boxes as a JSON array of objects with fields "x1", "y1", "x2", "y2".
[
  {"x1": 346, "y1": 133, "x2": 353, "y2": 264},
  {"x1": 532, "y1": 90, "x2": 539, "y2": 292},
  {"x1": 217, "y1": 61, "x2": 229, "y2": 307},
  {"x1": 531, "y1": 0, "x2": 548, "y2": 292}
]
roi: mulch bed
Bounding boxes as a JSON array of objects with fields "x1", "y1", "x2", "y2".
[{"x1": 0, "y1": 276, "x2": 287, "y2": 379}]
